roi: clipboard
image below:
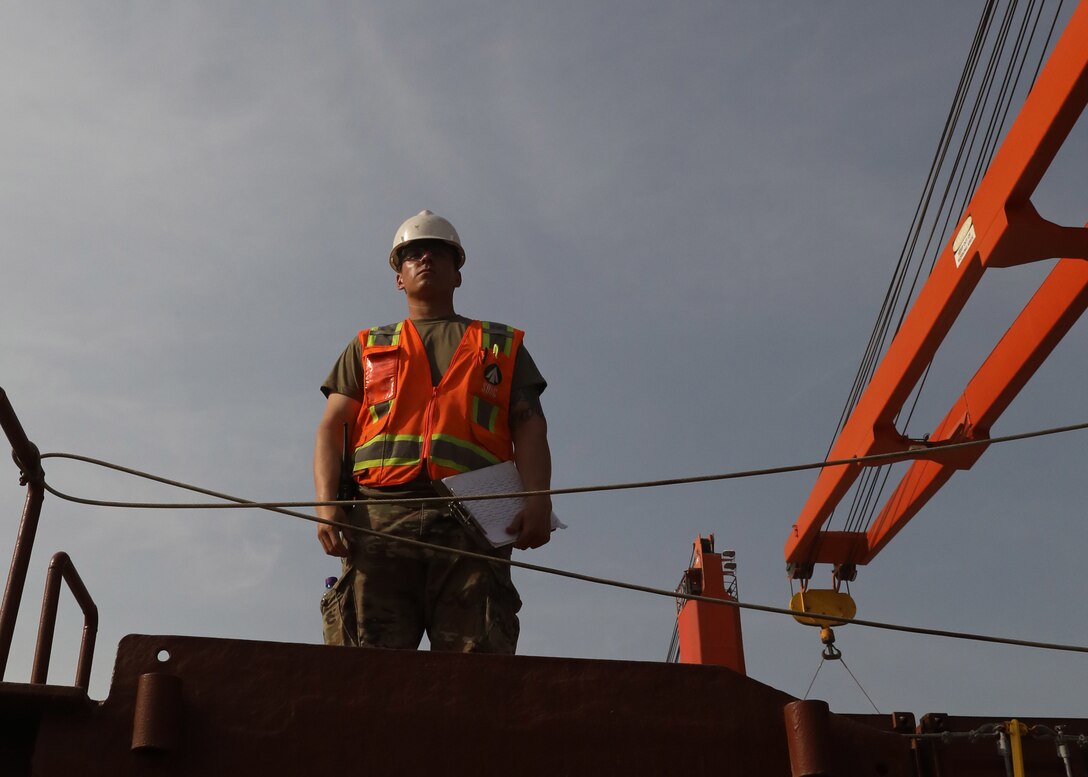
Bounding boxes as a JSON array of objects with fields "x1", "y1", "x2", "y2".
[{"x1": 434, "y1": 461, "x2": 565, "y2": 547}]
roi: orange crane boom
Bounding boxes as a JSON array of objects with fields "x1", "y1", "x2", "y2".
[{"x1": 785, "y1": 1, "x2": 1088, "y2": 580}]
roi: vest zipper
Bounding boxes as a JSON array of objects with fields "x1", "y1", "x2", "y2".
[{"x1": 421, "y1": 386, "x2": 438, "y2": 477}]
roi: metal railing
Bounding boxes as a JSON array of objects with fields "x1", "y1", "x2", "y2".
[
  {"x1": 32, "y1": 552, "x2": 98, "y2": 689},
  {"x1": 0, "y1": 386, "x2": 97, "y2": 689}
]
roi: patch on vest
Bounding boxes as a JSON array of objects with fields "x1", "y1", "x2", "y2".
[{"x1": 483, "y1": 363, "x2": 502, "y2": 385}]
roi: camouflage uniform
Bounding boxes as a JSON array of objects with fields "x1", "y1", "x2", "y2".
[{"x1": 321, "y1": 499, "x2": 521, "y2": 652}]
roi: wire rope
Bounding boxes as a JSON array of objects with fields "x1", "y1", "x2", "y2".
[
  {"x1": 850, "y1": 1, "x2": 1031, "y2": 539},
  {"x1": 22, "y1": 419, "x2": 1088, "y2": 656},
  {"x1": 827, "y1": 0, "x2": 1070, "y2": 548},
  {"x1": 839, "y1": 655, "x2": 881, "y2": 715},
  {"x1": 802, "y1": 655, "x2": 824, "y2": 700},
  {"x1": 831, "y1": 0, "x2": 999, "y2": 449},
  {"x1": 37, "y1": 419, "x2": 1088, "y2": 510},
  {"x1": 819, "y1": 0, "x2": 1002, "y2": 549}
]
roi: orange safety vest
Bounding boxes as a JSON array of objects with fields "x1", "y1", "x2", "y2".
[{"x1": 351, "y1": 319, "x2": 524, "y2": 487}]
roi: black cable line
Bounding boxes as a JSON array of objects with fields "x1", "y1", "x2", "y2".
[
  {"x1": 39, "y1": 419, "x2": 1088, "y2": 510},
  {"x1": 803, "y1": 655, "x2": 825, "y2": 700},
  {"x1": 848, "y1": 0, "x2": 1068, "y2": 541},
  {"x1": 840, "y1": 654, "x2": 882, "y2": 715},
  {"x1": 35, "y1": 458, "x2": 1088, "y2": 656},
  {"x1": 824, "y1": 0, "x2": 1000, "y2": 465},
  {"x1": 853, "y1": 4, "x2": 1018, "y2": 533},
  {"x1": 829, "y1": 0, "x2": 1002, "y2": 541},
  {"x1": 865, "y1": 1, "x2": 1052, "y2": 510},
  {"x1": 1031, "y1": 1, "x2": 1066, "y2": 88},
  {"x1": 24, "y1": 419, "x2": 1088, "y2": 656}
]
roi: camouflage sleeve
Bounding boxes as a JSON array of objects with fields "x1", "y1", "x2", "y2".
[{"x1": 320, "y1": 337, "x2": 364, "y2": 400}]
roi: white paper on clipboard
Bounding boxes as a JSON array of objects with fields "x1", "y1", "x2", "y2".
[{"x1": 436, "y1": 461, "x2": 565, "y2": 547}]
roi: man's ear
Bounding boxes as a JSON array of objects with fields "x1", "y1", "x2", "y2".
[
  {"x1": 454, "y1": 269, "x2": 462, "y2": 289},
  {"x1": 395, "y1": 273, "x2": 405, "y2": 291}
]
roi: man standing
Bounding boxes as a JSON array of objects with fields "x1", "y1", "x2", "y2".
[{"x1": 314, "y1": 210, "x2": 552, "y2": 653}]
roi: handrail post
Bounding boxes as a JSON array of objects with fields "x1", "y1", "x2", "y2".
[
  {"x1": 31, "y1": 552, "x2": 99, "y2": 689},
  {"x1": 0, "y1": 386, "x2": 46, "y2": 681}
]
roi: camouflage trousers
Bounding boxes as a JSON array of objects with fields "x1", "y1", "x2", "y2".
[{"x1": 320, "y1": 501, "x2": 521, "y2": 653}]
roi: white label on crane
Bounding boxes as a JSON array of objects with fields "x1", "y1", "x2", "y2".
[{"x1": 953, "y1": 216, "x2": 975, "y2": 268}]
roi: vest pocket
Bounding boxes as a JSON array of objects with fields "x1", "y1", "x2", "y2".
[{"x1": 363, "y1": 349, "x2": 398, "y2": 406}]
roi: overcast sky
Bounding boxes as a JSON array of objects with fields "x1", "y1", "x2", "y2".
[{"x1": 1, "y1": 2, "x2": 1085, "y2": 718}]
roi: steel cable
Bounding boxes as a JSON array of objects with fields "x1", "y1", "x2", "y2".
[
  {"x1": 835, "y1": 0, "x2": 1069, "y2": 546},
  {"x1": 25, "y1": 420, "x2": 1088, "y2": 656},
  {"x1": 39, "y1": 419, "x2": 1088, "y2": 510},
  {"x1": 822, "y1": 0, "x2": 1002, "y2": 547},
  {"x1": 839, "y1": 654, "x2": 881, "y2": 715}
]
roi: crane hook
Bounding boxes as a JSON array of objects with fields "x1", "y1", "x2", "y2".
[{"x1": 820, "y1": 626, "x2": 841, "y2": 661}]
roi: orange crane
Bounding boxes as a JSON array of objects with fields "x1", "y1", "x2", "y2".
[
  {"x1": 671, "y1": 535, "x2": 746, "y2": 673},
  {"x1": 675, "y1": 1, "x2": 1088, "y2": 667},
  {"x1": 784, "y1": 1, "x2": 1088, "y2": 591}
]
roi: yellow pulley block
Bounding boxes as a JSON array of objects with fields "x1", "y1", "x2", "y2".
[{"x1": 788, "y1": 589, "x2": 857, "y2": 628}]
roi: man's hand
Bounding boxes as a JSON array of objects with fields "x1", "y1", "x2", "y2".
[
  {"x1": 317, "y1": 506, "x2": 350, "y2": 557},
  {"x1": 314, "y1": 393, "x2": 362, "y2": 557},
  {"x1": 507, "y1": 493, "x2": 552, "y2": 550},
  {"x1": 508, "y1": 390, "x2": 552, "y2": 551}
]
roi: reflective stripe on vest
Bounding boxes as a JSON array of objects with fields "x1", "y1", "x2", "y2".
[
  {"x1": 472, "y1": 396, "x2": 499, "y2": 433},
  {"x1": 481, "y1": 321, "x2": 515, "y2": 357},
  {"x1": 429, "y1": 433, "x2": 502, "y2": 474},
  {"x1": 366, "y1": 322, "x2": 403, "y2": 347},
  {"x1": 368, "y1": 399, "x2": 393, "y2": 424},
  {"x1": 354, "y1": 433, "x2": 423, "y2": 471}
]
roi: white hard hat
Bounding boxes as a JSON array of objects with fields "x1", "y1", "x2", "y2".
[{"x1": 388, "y1": 210, "x2": 466, "y2": 271}]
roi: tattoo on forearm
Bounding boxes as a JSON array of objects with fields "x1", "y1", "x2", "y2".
[{"x1": 510, "y1": 391, "x2": 545, "y2": 427}]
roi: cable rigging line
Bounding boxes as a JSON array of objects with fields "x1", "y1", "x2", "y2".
[
  {"x1": 25, "y1": 420, "x2": 1088, "y2": 657},
  {"x1": 802, "y1": 655, "x2": 825, "y2": 701},
  {"x1": 821, "y1": 0, "x2": 1001, "y2": 545},
  {"x1": 801, "y1": 654, "x2": 881, "y2": 716},
  {"x1": 859, "y1": 1, "x2": 1064, "y2": 541},
  {"x1": 38, "y1": 465, "x2": 1088, "y2": 657},
  {"x1": 821, "y1": 0, "x2": 1070, "y2": 549},
  {"x1": 870, "y1": 4, "x2": 1060, "y2": 518},
  {"x1": 828, "y1": 0, "x2": 999, "y2": 458},
  {"x1": 38, "y1": 418, "x2": 1088, "y2": 510},
  {"x1": 852, "y1": 4, "x2": 1057, "y2": 544},
  {"x1": 839, "y1": 655, "x2": 881, "y2": 715}
]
